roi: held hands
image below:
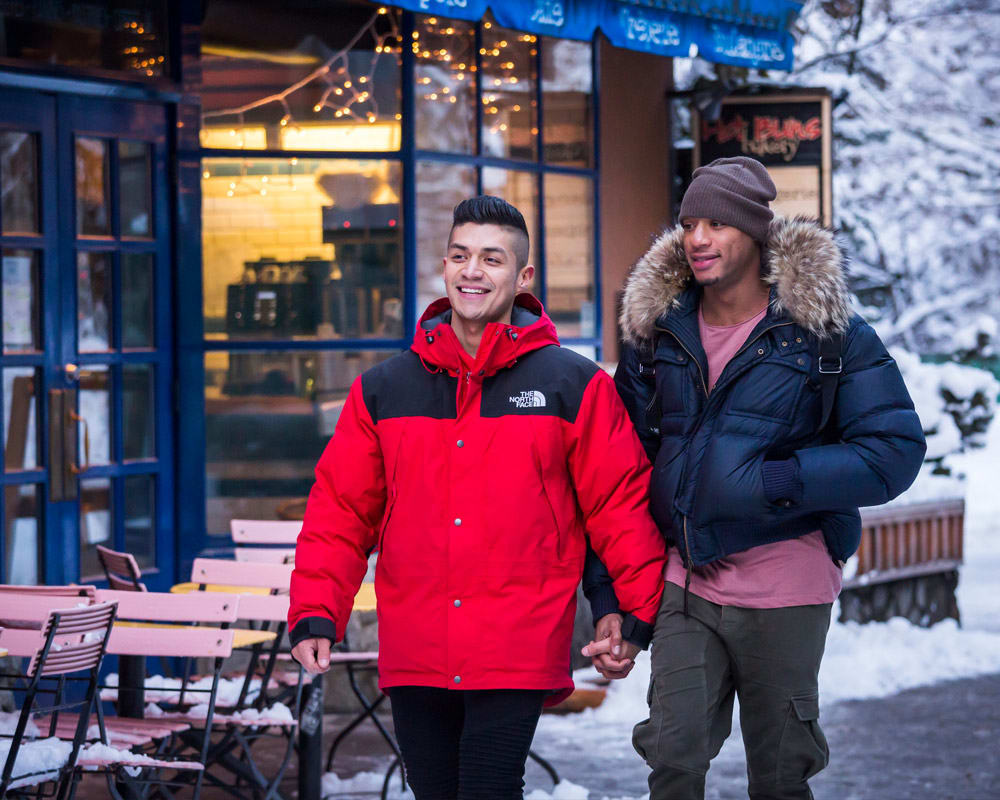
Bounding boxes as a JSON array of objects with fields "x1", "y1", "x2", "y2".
[
  {"x1": 291, "y1": 637, "x2": 332, "y2": 674},
  {"x1": 581, "y1": 613, "x2": 640, "y2": 680}
]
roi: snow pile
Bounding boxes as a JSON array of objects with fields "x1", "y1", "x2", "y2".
[
  {"x1": 821, "y1": 617, "x2": 1000, "y2": 703},
  {"x1": 184, "y1": 701, "x2": 293, "y2": 724},
  {"x1": 102, "y1": 673, "x2": 262, "y2": 706},
  {"x1": 0, "y1": 711, "x2": 40, "y2": 738},
  {"x1": 526, "y1": 780, "x2": 591, "y2": 799},
  {"x1": 78, "y1": 742, "x2": 168, "y2": 769},
  {"x1": 322, "y1": 769, "x2": 401, "y2": 797},
  {"x1": 0, "y1": 736, "x2": 71, "y2": 789},
  {"x1": 892, "y1": 349, "x2": 997, "y2": 462},
  {"x1": 320, "y1": 770, "x2": 590, "y2": 800}
]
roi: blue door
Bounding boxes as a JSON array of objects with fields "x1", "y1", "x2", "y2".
[{"x1": 0, "y1": 88, "x2": 175, "y2": 589}]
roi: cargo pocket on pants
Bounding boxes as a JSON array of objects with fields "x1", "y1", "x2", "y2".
[
  {"x1": 631, "y1": 678, "x2": 657, "y2": 764},
  {"x1": 777, "y1": 694, "x2": 829, "y2": 786}
]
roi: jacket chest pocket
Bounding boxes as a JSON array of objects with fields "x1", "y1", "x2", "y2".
[
  {"x1": 724, "y1": 340, "x2": 811, "y2": 425},
  {"x1": 653, "y1": 345, "x2": 694, "y2": 418}
]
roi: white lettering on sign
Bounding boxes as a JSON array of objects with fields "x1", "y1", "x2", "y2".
[
  {"x1": 711, "y1": 28, "x2": 785, "y2": 63},
  {"x1": 417, "y1": 0, "x2": 468, "y2": 11},
  {"x1": 619, "y1": 8, "x2": 681, "y2": 47},
  {"x1": 529, "y1": 0, "x2": 565, "y2": 27}
]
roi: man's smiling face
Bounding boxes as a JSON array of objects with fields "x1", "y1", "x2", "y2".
[{"x1": 443, "y1": 222, "x2": 533, "y2": 328}]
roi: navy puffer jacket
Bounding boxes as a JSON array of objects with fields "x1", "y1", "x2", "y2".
[{"x1": 600, "y1": 217, "x2": 926, "y2": 579}]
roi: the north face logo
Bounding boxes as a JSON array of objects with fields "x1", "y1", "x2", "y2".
[{"x1": 509, "y1": 390, "x2": 546, "y2": 408}]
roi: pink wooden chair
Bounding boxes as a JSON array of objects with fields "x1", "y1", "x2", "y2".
[
  {"x1": 0, "y1": 601, "x2": 116, "y2": 798},
  {"x1": 0, "y1": 591, "x2": 216, "y2": 798},
  {"x1": 230, "y1": 519, "x2": 300, "y2": 565},
  {"x1": 95, "y1": 546, "x2": 147, "y2": 592},
  {"x1": 92, "y1": 588, "x2": 242, "y2": 799},
  {"x1": 186, "y1": 558, "x2": 306, "y2": 798}
]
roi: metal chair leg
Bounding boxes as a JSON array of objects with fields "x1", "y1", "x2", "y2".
[
  {"x1": 528, "y1": 749, "x2": 560, "y2": 786},
  {"x1": 380, "y1": 757, "x2": 406, "y2": 800}
]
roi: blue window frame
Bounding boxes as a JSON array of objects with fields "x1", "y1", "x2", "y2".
[{"x1": 183, "y1": 4, "x2": 600, "y2": 558}]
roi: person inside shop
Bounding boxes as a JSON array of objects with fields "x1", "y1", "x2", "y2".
[{"x1": 288, "y1": 195, "x2": 667, "y2": 799}]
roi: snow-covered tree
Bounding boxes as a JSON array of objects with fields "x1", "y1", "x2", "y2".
[{"x1": 674, "y1": 0, "x2": 1000, "y2": 356}]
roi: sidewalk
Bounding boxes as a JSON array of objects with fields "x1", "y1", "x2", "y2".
[{"x1": 72, "y1": 672, "x2": 1000, "y2": 799}]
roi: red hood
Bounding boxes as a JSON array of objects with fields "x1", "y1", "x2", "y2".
[{"x1": 411, "y1": 293, "x2": 559, "y2": 376}]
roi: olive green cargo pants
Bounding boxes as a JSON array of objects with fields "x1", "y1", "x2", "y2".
[{"x1": 633, "y1": 582, "x2": 832, "y2": 800}]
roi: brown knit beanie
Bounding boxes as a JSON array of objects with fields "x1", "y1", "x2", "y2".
[{"x1": 679, "y1": 156, "x2": 777, "y2": 243}]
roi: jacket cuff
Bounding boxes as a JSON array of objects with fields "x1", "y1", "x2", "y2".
[
  {"x1": 762, "y1": 458, "x2": 803, "y2": 506},
  {"x1": 586, "y1": 584, "x2": 621, "y2": 627},
  {"x1": 289, "y1": 616, "x2": 338, "y2": 648},
  {"x1": 620, "y1": 613, "x2": 655, "y2": 650}
]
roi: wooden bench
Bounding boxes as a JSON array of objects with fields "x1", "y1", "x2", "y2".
[{"x1": 840, "y1": 499, "x2": 965, "y2": 626}]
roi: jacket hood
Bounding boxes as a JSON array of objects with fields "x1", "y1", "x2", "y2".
[
  {"x1": 620, "y1": 216, "x2": 851, "y2": 344},
  {"x1": 412, "y1": 292, "x2": 559, "y2": 375}
]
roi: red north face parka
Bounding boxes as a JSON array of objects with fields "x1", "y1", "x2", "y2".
[{"x1": 289, "y1": 294, "x2": 666, "y2": 702}]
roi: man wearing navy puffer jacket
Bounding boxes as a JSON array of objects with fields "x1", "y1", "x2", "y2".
[{"x1": 582, "y1": 157, "x2": 926, "y2": 800}]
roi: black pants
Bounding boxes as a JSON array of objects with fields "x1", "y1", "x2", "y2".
[{"x1": 388, "y1": 686, "x2": 547, "y2": 800}]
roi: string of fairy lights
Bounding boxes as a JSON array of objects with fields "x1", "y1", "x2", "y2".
[{"x1": 201, "y1": 8, "x2": 539, "y2": 196}]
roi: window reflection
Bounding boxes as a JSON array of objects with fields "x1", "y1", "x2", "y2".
[
  {"x1": 202, "y1": 158, "x2": 403, "y2": 340},
  {"x1": 4, "y1": 484, "x2": 40, "y2": 584},
  {"x1": 415, "y1": 16, "x2": 476, "y2": 153},
  {"x1": 542, "y1": 39, "x2": 593, "y2": 167},
  {"x1": 480, "y1": 19, "x2": 537, "y2": 160},
  {"x1": 2, "y1": 250, "x2": 40, "y2": 353},
  {"x1": 3, "y1": 368, "x2": 40, "y2": 471},
  {"x1": 77, "y1": 252, "x2": 111, "y2": 351},
  {"x1": 415, "y1": 161, "x2": 476, "y2": 312},
  {"x1": 544, "y1": 174, "x2": 595, "y2": 338},
  {"x1": 198, "y1": 1, "x2": 402, "y2": 152},
  {"x1": 482, "y1": 167, "x2": 538, "y2": 291},
  {"x1": 1, "y1": 132, "x2": 39, "y2": 234},
  {"x1": 76, "y1": 138, "x2": 110, "y2": 236},
  {"x1": 79, "y1": 477, "x2": 112, "y2": 580},
  {"x1": 0, "y1": 2, "x2": 167, "y2": 78},
  {"x1": 124, "y1": 475, "x2": 155, "y2": 569},
  {"x1": 204, "y1": 349, "x2": 394, "y2": 534}
]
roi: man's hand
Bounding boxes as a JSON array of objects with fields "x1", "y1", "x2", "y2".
[
  {"x1": 581, "y1": 613, "x2": 640, "y2": 679},
  {"x1": 291, "y1": 637, "x2": 332, "y2": 674}
]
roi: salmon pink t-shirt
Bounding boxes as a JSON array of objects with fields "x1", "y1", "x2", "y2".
[{"x1": 663, "y1": 305, "x2": 842, "y2": 608}]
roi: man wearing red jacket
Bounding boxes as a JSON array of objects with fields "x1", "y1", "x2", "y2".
[{"x1": 289, "y1": 195, "x2": 666, "y2": 799}]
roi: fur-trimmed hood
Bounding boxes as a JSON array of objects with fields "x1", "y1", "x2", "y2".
[{"x1": 620, "y1": 216, "x2": 851, "y2": 344}]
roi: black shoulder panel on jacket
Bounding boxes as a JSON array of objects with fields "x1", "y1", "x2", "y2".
[
  {"x1": 480, "y1": 345, "x2": 601, "y2": 423},
  {"x1": 361, "y1": 351, "x2": 458, "y2": 422}
]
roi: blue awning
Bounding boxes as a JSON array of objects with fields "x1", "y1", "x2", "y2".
[{"x1": 374, "y1": 0, "x2": 803, "y2": 70}]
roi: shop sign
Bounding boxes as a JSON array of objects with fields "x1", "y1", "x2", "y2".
[
  {"x1": 693, "y1": 91, "x2": 833, "y2": 226},
  {"x1": 372, "y1": 0, "x2": 802, "y2": 70}
]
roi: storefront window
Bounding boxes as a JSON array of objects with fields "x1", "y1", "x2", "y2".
[
  {"x1": 482, "y1": 167, "x2": 539, "y2": 292},
  {"x1": 415, "y1": 17, "x2": 477, "y2": 153},
  {"x1": 195, "y1": 2, "x2": 598, "y2": 534},
  {"x1": 199, "y1": 0, "x2": 402, "y2": 152},
  {"x1": 202, "y1": 158, "x2": 403, "y2": 340},
  {"x1": 204, "y1": 349, "x2": 394, "y2": 533},
  {"x1": 0, "y1": 2, "x2": 168, "y2": 78},
  {"x1": 545, "y1": 174, "x2": 595, "y2": 338},
  {"x1": 480, "y1": 19, "x2": 538, "y2": 161},
  {"x1": 416, "y1": 161, "x2": 476, "y2": 312},
  {"x1": 542, "y1": 39, "x2": 593, "y2": 168}
]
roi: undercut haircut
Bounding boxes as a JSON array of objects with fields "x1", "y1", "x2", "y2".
[{"x1": 450, "y1": 195, "x2": 530, "y2": 268}]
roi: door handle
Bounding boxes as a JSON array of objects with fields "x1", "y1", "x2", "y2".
[
  {"x1": 67, "y1": 406, "x2": 91, "y2": 475},
  {"x1": 47, "y1": 389, "x2": 80, "y2": 502}
]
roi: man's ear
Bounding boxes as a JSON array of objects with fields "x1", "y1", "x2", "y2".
[
  {"x1": 517, "y1": 264, "x2": 535, "y2": 290},
  {"x1": 440, "y1": 256, "x2": 447, "y2": 274}
]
